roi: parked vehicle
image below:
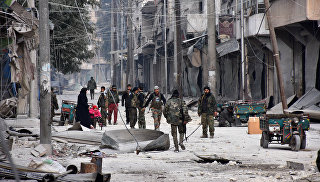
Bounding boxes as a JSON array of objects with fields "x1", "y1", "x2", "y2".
[
  {"x1": 234, "y1": 101, "x2": 266, "y2": 124},
  {"x1": 60, "y1": 100, "x2": 77, "y2": 125},
  {"x1": 259, "y1": 114, "x2": 310, "y2": 151}
]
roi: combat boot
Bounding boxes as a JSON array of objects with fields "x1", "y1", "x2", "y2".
[
  {"x1": 200, "y1": 135, "x2": 208, "y2": 138},
  {"x1": 179, "y1": 134, "x2": 185, "y2": 150},
  {"x1": 210, "y1": 133, "x2": 214, "y2": 138},
  {"x1": 108, "y1": 120, "x2": 111, "y2": 125}
]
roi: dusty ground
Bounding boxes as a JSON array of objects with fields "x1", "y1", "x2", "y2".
[{"x1": 5, "y1": 93, "x2": 320, "y2": 181}]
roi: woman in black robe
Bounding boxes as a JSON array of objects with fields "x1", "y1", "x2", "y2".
[{"x1": 76, "y1": 88, "x2": 92, "y2": 128}]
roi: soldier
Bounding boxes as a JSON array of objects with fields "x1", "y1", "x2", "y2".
[
  {"x1": 122, "y1": 84, "x2": 132, "y2": 125},
  {"x1": 129, "y1": 87, "x2": 139, "y2": 129},
  {"x1": 51, "y1": 87, "x2": 59, "y2": 123},
  {"x1": 107, "y1": 85, "x2": 120, "y2": 125},
  {"x1": 164, "y1": 90, "x2": 191, "y2": 152},
  {"x1": 144, "y1": 86, "x2": 166, "y2": 131},
  {"x1": 97, "y1": 86, "x2": 108, "y2": 126},
  {"x1": 87, "y1": 77, "x2": 97, "y2": 100},
  {"x1": 198, "y1": 86, "x2": 217, "y2": 138},
  {"x1": 137, "y1": 86, "x2": 146, "y2": 129}
]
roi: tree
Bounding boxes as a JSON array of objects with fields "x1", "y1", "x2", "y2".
[
  {"x1": 96, "y1": 0, "x2": 111, "y2": 60},
  {"x1": 49, "y1": 0, "x2": 99, "y2": 74}
]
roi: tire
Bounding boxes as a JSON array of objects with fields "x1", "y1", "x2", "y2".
[
  {"x1": 300, "y1": 131, "x2": 306, "y2": 149},
  {"x1": 60, "y1": 114, "x2": 65, "y2": 121},
  {"x1": 290, "y1": 135, "x2": 301, "y2": 151},
  {"x1": 261, "y1": 131, "x2": 269, "y2": 148}
]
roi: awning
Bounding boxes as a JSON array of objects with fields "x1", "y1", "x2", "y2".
[{"x1": 216, "y1": 38, "x2": 239, "y2": 57}]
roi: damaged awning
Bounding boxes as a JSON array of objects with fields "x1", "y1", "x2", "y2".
[
  {"x1": 286, "y1": 88, "x2": 320, "y2": 120},
  {"x1": 216, "y1": 38, "x2": 239, "y2": 57}
]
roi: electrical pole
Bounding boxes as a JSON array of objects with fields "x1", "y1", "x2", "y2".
[
  {"x1": 207, "y1": 0, "x2": 217, "y2": 96},
  {"x1": 120, "y1": 5, "x2": 124, "y2": 90},
  {"x1": 175, "y1": 0, "x2": 182, "y2": 98},
  {"x1": 111, "y1": 0, "x2": 114, "y2": 84},
  {"x1": 264, "y1": 0, "x2": 288, "y2": 110},
  {"x1": 39, "y1": 0, "x2": 52, "y2": 153},
  {"x1": 240, "y1": 0, "x2": 245, "y2": 100},
  {"x1": 28, "y1": 0, "x2": 38, "y2": 118},
  {"x1": 128, "y1": 0, "x2": 134, "y2": 85},
  {"x1": 164, "y1": 0, "x2": 168, "y2": 97}
]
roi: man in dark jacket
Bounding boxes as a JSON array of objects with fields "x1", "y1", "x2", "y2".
[
  {"x1": 87, "y1": 77, "x2": 97, "y2": 100},
  {"x1": 144, "y1": 86, "x2": 166, "y2": 130},
  {"x1": 51, "y1": 87, "x2": 59, "y2": 123},
  {"x1": 97, "y1": 86, "x2": 108, "y2": 126},
  {"x1": 122, "y1": 84, "x2": 132, "y2": 125},
  {"x1": 198, "y1": 86, "x2": 217, "y2": 138}
]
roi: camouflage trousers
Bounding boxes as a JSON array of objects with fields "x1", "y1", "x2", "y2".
[
  {"x1": 151, "y1": 108, "x2": 162, "y2": 130},
  {"x1": 100, "y1": 108, "x2": 108, "y2": 125},
  {"x1": 171, "y1": 124, "x2": 185, "y2": 150},
  {"x1": 128, "y1": 107, "x2": 137, "y2": 128},
  {"x1": 138, "y1": 107, "x2": 146, "y2": 129},
  {"x1": 201, "y1": 113, "x2": 215, "y2": 136}
]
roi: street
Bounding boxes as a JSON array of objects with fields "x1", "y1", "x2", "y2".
[{"x1": 6, "y1": 93, "x2": 320, "y2": 181}]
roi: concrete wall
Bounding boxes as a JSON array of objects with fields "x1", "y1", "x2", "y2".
[{"x1": 305, "y1": 38, "x2": 320, "y2": 92}]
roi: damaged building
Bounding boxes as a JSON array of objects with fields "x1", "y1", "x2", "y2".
[
  {"x1": 0, "y1": 1, "x2": 38, "y2": 119},
  {"x1": 220, "y1": 0, "x2": 320, "y2": 104}
]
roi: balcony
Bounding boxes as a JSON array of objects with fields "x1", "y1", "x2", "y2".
[{"x1": 270, "y1": 0, "x2": 320, "y2": 28}]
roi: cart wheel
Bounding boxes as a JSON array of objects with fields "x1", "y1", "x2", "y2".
[
  {"x1": 60, "y1": 114, "x2": 65, "y2": 121},
  {"x1": 300, "y1": 131, "x2": 306, "y2": 149},
  {"x1": 261, "y1": 131, "x2": 269, "y2": 148},
  {"x1": 290, "y1": 135, "x2": 301, "y2": 151}
]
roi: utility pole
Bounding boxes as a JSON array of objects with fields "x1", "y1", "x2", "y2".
[
  {"x1": 39, "y1": 0, "x2": 52, "y2": 154},
  {"x1": 240, "y1": 0, "x2": 245, "y2": 100},
  {"x1": 28, "y1": 0, "x2": 38, "y2": 118},
  {"x1": 264, "y1": 0, "x2": 288, "y2": 110},
  {"x1": 120, "y1": 5, "x2": 124, "y2": 90},
  {"x1": 207, "y1": 0, "x2": 217, "y2": 96},
  {"x1": 128, "y1": 0, "x2": 134, "y2": 85},
  {"x1": 175, "y1": 0, "x2": 182, "y2": 98},
  {"x1": 111, "y1": 0, "x2": 114, "y2": 84},
  {"x1": 164, "y1": 0, "x2": 168, "y2": 97}
]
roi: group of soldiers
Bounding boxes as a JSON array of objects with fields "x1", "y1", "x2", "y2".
[{"x1": 94, "y1": 83, "x2": 217, "y2": 152}]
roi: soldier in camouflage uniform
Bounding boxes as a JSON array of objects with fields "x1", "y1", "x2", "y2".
[
  {"x1": 129, "y1": 87, "x2": 139, "y2": 128},
  {"x1": 164, "y1": 90, "x2": 191, "y2": 152},
  {"x1": 107, "y1": 85, "x2": 120, "y2": 125},
  {"x1": 144, "y1": 86, "x2": 166, "y2": 131},
  {"x1": 97, "y1": 86, "x2": 108, "y2": 126},
  {"x1": 137, "y1": 86, "x2": 146, "y2": 129},
  {"x1": 198, "y1": 86, "x2": 217, "y2": 138}
]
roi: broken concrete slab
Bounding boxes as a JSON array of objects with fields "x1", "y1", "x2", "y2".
[
  {"x1": 143, "y1": 134, "x2": 170, "y2": 151},
  {"x1": 30, "y1": 150, "x2": 40, "y2": 157},
  {"x1": 100, "y1": 129, "x2": 170, "y2": 152},
  {"x1": 287, "y1": 161, "x2": 305, "y2": 170},
  {"x1": 34, "y1": 145, "x2": 47, "y2": 157}
]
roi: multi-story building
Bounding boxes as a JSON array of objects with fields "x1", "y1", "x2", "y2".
[{"x1": 220, "y1": 0, "x2": 320, "y2": 104}]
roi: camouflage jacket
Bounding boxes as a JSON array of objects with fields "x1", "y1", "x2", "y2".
[
  {"x1": 198, "y1": 93, "x2": 217, "y2": 115},
  {"x1": 131, "y1": 93, "x2": 138, "y2": 108},
  {"x1": 164, "y1": 96, "x2": 191, "y2": 125},
  {"x1": 107, "y1": 90, "x2": 120, "y2": 104}
]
